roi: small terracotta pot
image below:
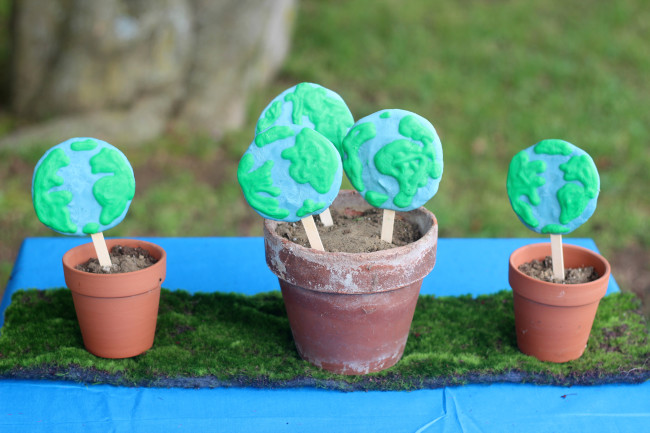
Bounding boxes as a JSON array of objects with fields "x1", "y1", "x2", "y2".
[
  {"x1": 509, "y1": 243, "x2": 611, "y2": 363},
  {"x1": 264, "y1": 190, "x2": 438, "y2": 375},
  {"x1": 62, "y1": 239, "x2": 166, "y2": 359}
]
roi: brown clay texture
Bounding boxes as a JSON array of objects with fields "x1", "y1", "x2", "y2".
[
  {"x1": 509, "y1": 243, "x2": 611, "y2": 363},
  {"x1": 62, "y1": 239, "x2": 167, "y2": 359},
  {"x1": 264, "y1": 190, "x2": 438, "y2": 374}
]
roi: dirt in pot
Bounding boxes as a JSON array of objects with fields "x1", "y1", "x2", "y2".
[
  {"x1": 275, "y1": 207, "x2": 422, "y2": 253},
  {"x1": 518, "y1": 256, "x2": 600, "y2": 284},
  {"x1": 76, "y1": 245, "x2": 158, "y2": 274}
]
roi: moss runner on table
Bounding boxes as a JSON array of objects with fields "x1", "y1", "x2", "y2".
[{"x1": 1, "y1": 289, "x2": 648, "y2": 391}]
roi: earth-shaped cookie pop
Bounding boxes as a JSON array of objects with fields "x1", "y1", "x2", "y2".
[
  {"x1": 255, "y1": 82, "x2": 354, "y2": 152},
  {"x1": 506, "y1": 139, "x2": 600, "y2": 234},
  {"x1": 32, "y1": 137, "x2": 135, "y2": 236},
  {"x1": 340, "y1": 109, "x2": 444, "y2": 211},
  {"x1": 238, "y1": 124, "x2": 343, "y2": 222}
]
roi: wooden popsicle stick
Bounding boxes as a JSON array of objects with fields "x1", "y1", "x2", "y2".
[
  {"x1": 319, "y1": 208, "x2": 334, "y2": 227},
  {"x1": 550, "y1": 234, "x2": 564, "y2": 281},
  {"x1": 301, "y1": 215, "x2": 325, "y2": 251},
  {"x1": 91, "y1": 232, "x2": 112, "y2": 268},
  {"x1": 381, "y1": 209, "x2": 395, "y2": 244}
]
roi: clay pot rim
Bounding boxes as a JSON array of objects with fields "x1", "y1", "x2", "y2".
[
  {"x1": 62, "y1": 238, "x2": 167, "y2": 279},
  {"x1": 509, "y1": 242, "x2": 611, "y2": 307},
  {"x1": 263, "y1": 206, "x2": 438, "y2": 262},
  {"x1": 509, "y1": 242, "x2": 611, "y2": 287},
  {"x1": 264, "y1": 190, "x2": 439, "y2": 295}
]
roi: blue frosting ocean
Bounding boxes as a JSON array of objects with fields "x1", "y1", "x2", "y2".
[
  {"x1": 345, "y1": 109, "x2": 444, "y2": 211},
  {"x1": 32, "y1": 137, "x2": 134, "y2": 236},
  {"x1": 239, "y1": 124, "x2": 342, "y2": 222},
  {"x1": 508, "y1": 141, "x2": 599, "y2": 234}
]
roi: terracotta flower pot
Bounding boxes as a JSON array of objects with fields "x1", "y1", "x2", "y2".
[
  {"x1": 264, "y1": 190, "x2": 438, "y2": 375},
  {"x1": 509, "y1": 243, "x2": 611, "y2": 363},
  {"x1": 62, "y1": 239, "x2": 166, "y2": 359}
]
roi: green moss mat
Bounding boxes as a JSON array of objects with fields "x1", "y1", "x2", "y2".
[{"x1": 1, "y1": 289, "x2": 648, "y2": 391}]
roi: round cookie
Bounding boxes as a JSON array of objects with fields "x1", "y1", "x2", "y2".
[
  {"x1": 340, "y1": 109, "x2": 444, "y2": 211},
  {"x1": 238, "y1": 124, "x2": 343, "y2": 222},
  {"x1": 32, "y1": 137, "x2": 136, "y2": 236},
  {"x1": 255, "y1": 82, "x2": 354, "y2": 152},
  {"x1": 506, "y1": 139, "x2": 600, "y2": 234}
]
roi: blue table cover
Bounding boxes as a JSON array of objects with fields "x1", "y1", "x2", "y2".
[{"x1": 2, "y1": 237, "x2": 648, "y2": 433}]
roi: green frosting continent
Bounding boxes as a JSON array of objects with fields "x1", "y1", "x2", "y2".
[
  {"x1": 284, "y1": 83, "x2": 353, "y2": 146},
  {"x1": 556, "y1": 155, "x2": 599, "y2": 225},
  {"x1": 534, "y1": 139, "x2": 573, "y2": 156},
  {"x1": 541, "y1": 224, "x2": 571, "y2": 234},
  {"x1": 71, "y1": 139, "x2": 98, "y2": 151},
  {"x1": 89, "y1": 148, "x2": 135, "y2": 226},
  {"x1": 560, "y1": 155, "x2": 599, "y2": 197},
  {"x1": 256, "y1": 101, "x2": 282, "y2": 134},
  {"x1": 399, "y1": 115, "x2": 442, "y2": 179},
  {"x1": 32, "y1": 148, "x2": 77, "y2": 233},
  {"x1": 281, "y1": 128, "x2": 339, "y2": 194},
  {"x1": 341, "y1": 122, "x2": 376, "y2": 192},
  {"x1": 83, "y1": 223, "x2": 100, "y2": 234},
  {"x1": 255, "y1": 126, "x2": 295, "y2": 147},
  {"x1": 372, "y1": 116, "x2": 441, "y2": 209},
  {"x1": 237, "y1": 154, "x2": 290, "y2": 220},
  {"x1": 556, "y1": 182, "x2": 590, "y2": 225},
  {"x1": 374, "y1": 115, "x2": 442, "y2": 208},
  {"x1": 399, "y1": 115, "x2": 433, "y2": 143},
  {"x1": 375, "y1": 139, "x2": 438, "y2": 208},
  {"x1": 296, "y1": 199, "x2": 326, "y2": 218},
  {"x1": 506, "y1": 150, "x2": 546, "y2": 227},
  {"x1": 365, "y1": 190, "x2": 389, "y2": 207}
]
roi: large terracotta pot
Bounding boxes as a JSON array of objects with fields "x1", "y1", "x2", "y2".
[
  {"x1": 509, "y1": 243, "x2": 611, "y2": 363},
  {"x1": 264, "y1": 190, "x2": 438, "y2": 375},
  {"x1": 62, "y1": 239, "x2": 166, "y2": 359}
]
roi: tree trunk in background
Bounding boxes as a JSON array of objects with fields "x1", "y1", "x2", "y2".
[{"x1": 3, "y1": 0, "x2": 295, "y2": 147}]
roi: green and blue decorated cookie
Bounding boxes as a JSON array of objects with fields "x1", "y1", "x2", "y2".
[
  {"x1": 32, "y1": 137, "x2": 135, "y2": 236},
  {"x1": 340, "y1": 109, "x2": 444, "y2": 211},
  {"x1": 506, "y1": 139, "x2": 600, "y2": 234},
  {"x1": 238, "y1": 124, "x2": 343, "y2": 222},
  {"x1": 255, "y1": 82, "x2": 354, "y2": 151}
]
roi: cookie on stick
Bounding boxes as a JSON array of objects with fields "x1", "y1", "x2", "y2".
[
  {"x1": 255, "y1": 82, "x2": 354, "y2": 226},
  {"x1": 238, "y1": 124, "x2": 343, "y2": 251},
  {"x1": 340, "y1": 109, "x2": 444, "y2": 242},
  {"x1": 32, "y1": 137, "x2": 136, "y2": 268},
  {"x1": 506, "y1": 139, "x2": 600, "y2": 280}
]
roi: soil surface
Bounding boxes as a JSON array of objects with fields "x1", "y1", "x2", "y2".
[
  {"x1": 276, "y1": 208, "x2": 422, "y2": 253},
  {"x1": 76, "y1": 245, "x2": 158, "y2": 274},
  {"x1": 519, "y1": 256, "x2": 600, "y2": 284}
]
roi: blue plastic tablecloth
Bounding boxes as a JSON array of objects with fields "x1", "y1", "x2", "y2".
[{"x1": 2, "y1": 237, "x2": 647, "y2": 433}]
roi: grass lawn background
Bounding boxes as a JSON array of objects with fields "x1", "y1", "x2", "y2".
[{"x1": 1, "y1": 1, "x2": 649, "y2": 313}]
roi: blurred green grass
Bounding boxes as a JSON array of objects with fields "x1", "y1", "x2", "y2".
[{"x1": 1, "y1": 0, "x2": 649, "y2": 298}]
